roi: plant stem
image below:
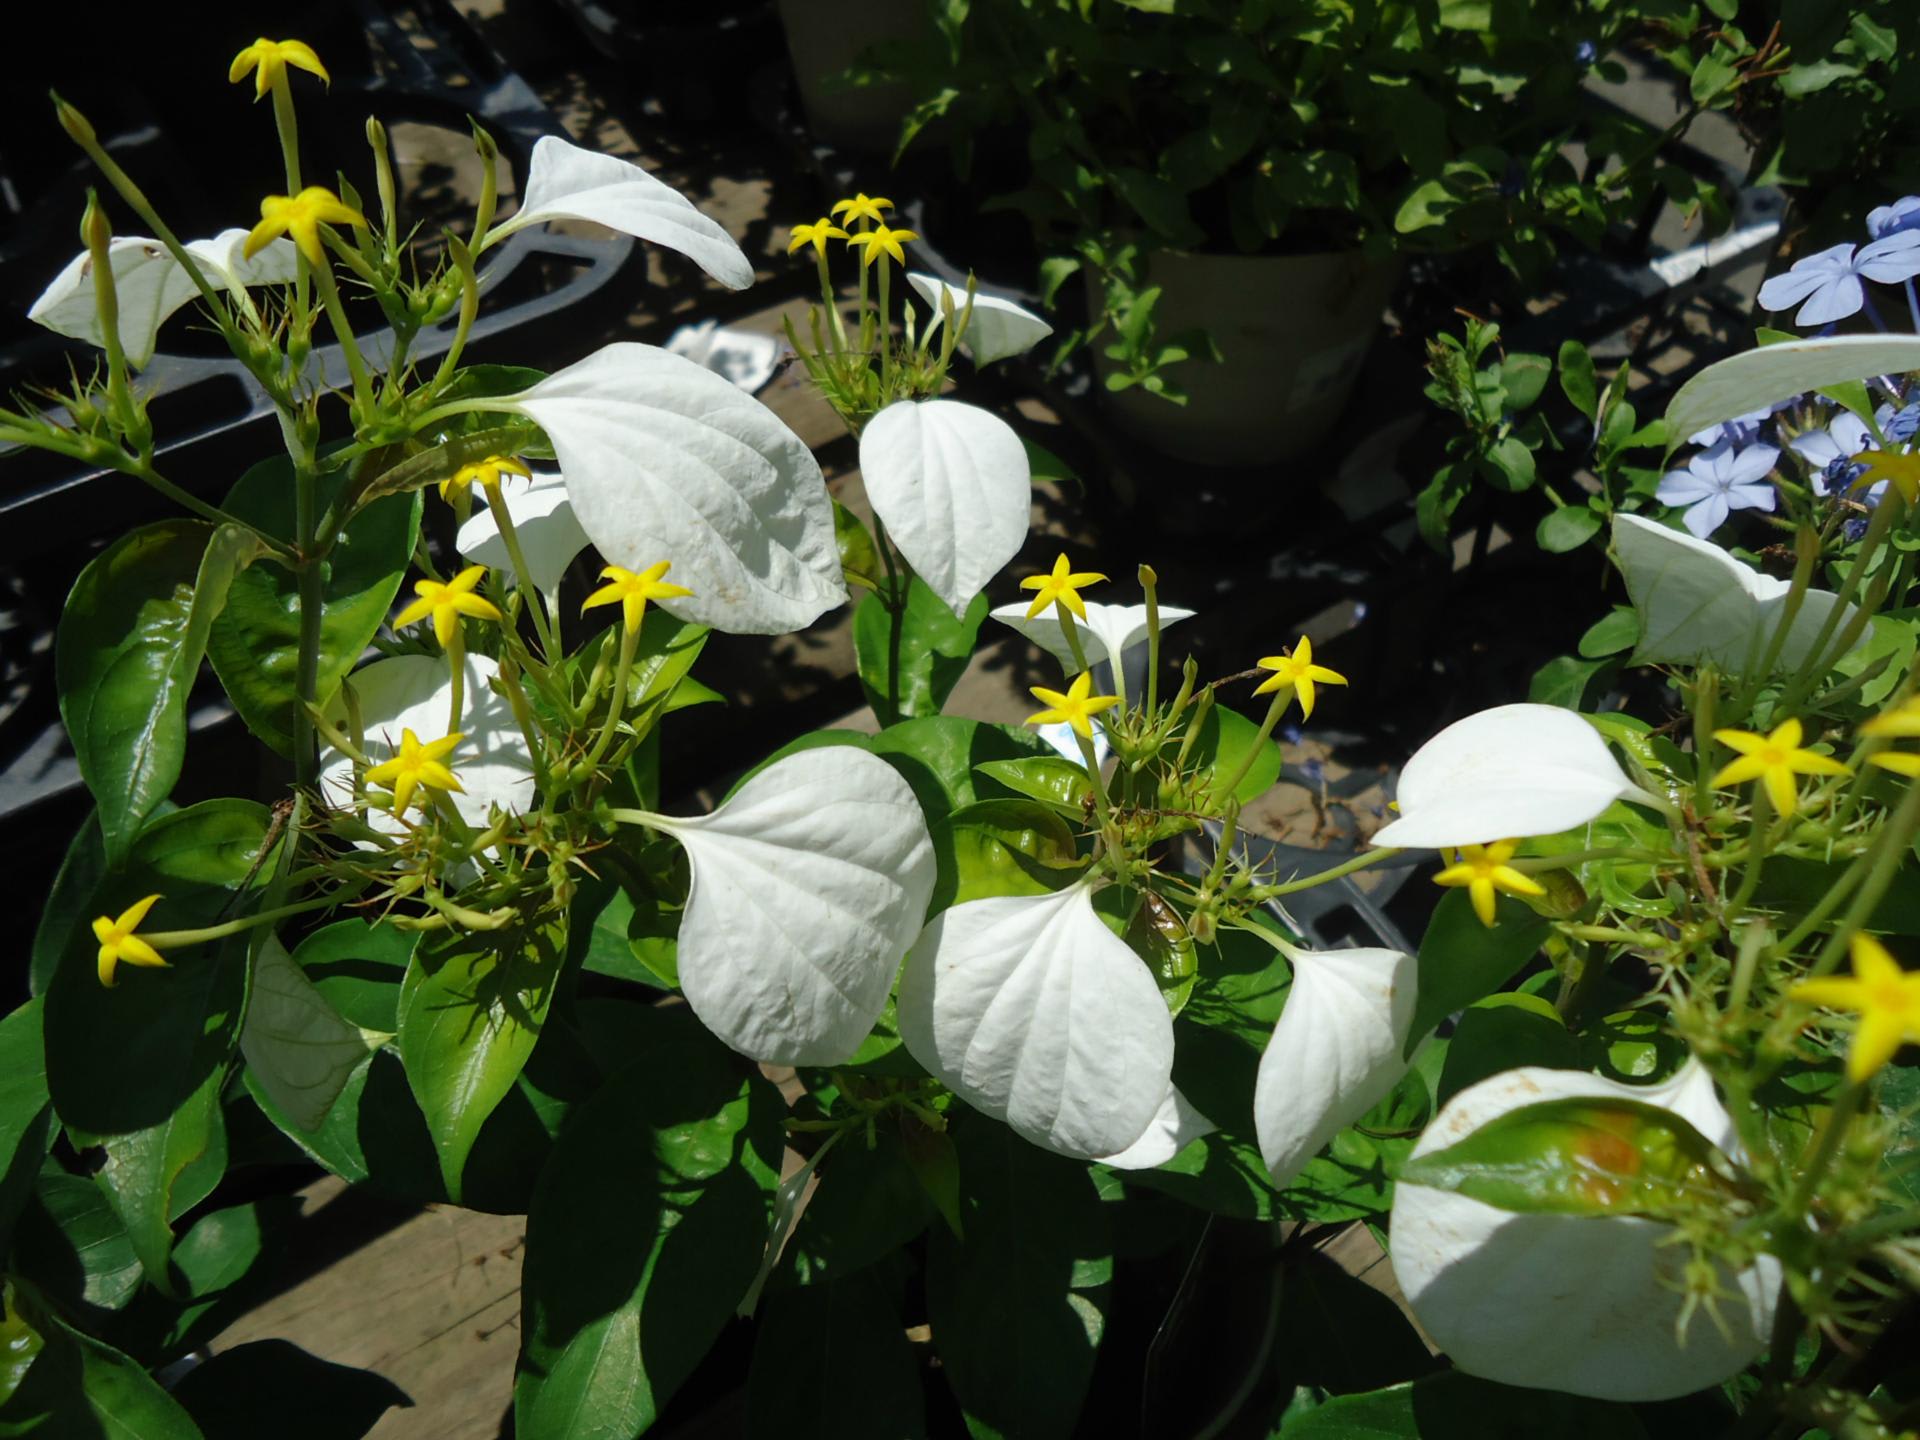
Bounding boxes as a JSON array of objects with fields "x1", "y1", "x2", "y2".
[{"x1": 1249, "y1": 847, "x2": 1402, "y2": 898}]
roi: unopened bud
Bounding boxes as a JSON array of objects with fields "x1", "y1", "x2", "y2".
[
  {"x1": 1138, "y1": 563, "x2": 1158, "y2": 588},
  {"x1": 81, "y1": 190, "x2": 112, "y2": 256},
  {"x1": 53, "y1": 93, "x2": 97, "y2": 147},
  {"x1": 469, "y1": 119, "x2": 497, "y2": 161},
  {"x1": 365, "y1": 114, "x2": 387, "y2": 151}
]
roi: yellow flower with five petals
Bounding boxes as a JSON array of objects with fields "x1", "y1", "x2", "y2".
[
  {"x1": 582, "y1": 561, "x2": 694, "y2": 636},
  {"x1": 364, "y1": 729, "x2": 465, "y2": 816},
  {"x1": 1019, "y1": 553, "x2": 1107, "y2": 621},
  {"x1": 1863, "y1": 696, "x2": 1920, "y2": 777},
  {"x1": 439, "y1": 454, "x2": 530, "y2": 504},
  {"x1": 1791, "y1": 933, "x2": 1920, "y2": 1083},
  {"x1": 228, "y1": 38, "x2": 330, "y2": 100},
  {"x1": 1433, "y1": 840, "x2": 1545, "y2": 928},
  {"x1": 1853, "y1": 451, "x2": 1920, "y2": 506},
  {"x1": 1252, "y1": 635, "x2": 1348, "y2": 720},
  {"x1": 830, "y1": 193, "x2": 894, "y2": 227},
  {"x1": 788, "y1": 218, "x2": 849, "y2": 257},
  {"x1": 93, "y1": 893, "x2": 166, "y2": 988},
  {"x1": 244, "y1": 186, "x2": 368, "y2": 266},
  {"x1": 845, "y1": 223, "x2": 919, "y2": 269},
  {"x1": 393, "y1": 565, "x2": 503, "y2": 648},
  {"x1": 1027, "y1": 671, "x2": 1121, "y2": 741},
  {"x1": 1710, "y1": 717, "x2": 1849, "y2": 816}
]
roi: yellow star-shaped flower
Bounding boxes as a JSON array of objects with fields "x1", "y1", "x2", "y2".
[
  {"x1": 1251, "y1": 635, "x2": 1348, "y2": 720},
  {"x1": 228, "y1": 38, "x2": 330, "y2": 100},
  {"x1": 364, "y1": 729, "x2": 466, "y2": 816},
  {"x1": 788, "y1": 217, "x2": 849, "y2": 257},
  {"x1": 244, "y1": 186, "x2": 369, "y2": 267},
  {"x1": 393, "y1": 565, "x2": 503, "y2": 649},
  {"x1": 1792, "y1": 933, "x2": 1920, "y2": 1083},
  {"x1": 1710, "y1": 717, "x2": 1850, "y2": 816},
  {"x1": 93, "y1": 893, "x2": 166, "y2": 988},
  {"x1": 845, "y1": 223, "x2": 919, "y2": 269},
  {"x1": 1863, "y1": 696, "x2": 1920, "y2": 776},
  {"x1": 1018, "y1": 552, "x2": 1107, "y2": 621},
  {"x1": 830, "y1": 193, "x2": 894, "y2": 227},
  {"x1": 439, "y1": 454, "x2": 530, "y2": 503},
  {"x1": 582, "y1": 561, "x2": 694, "y2": 636},
  {"x1": 1027, "y1": 671, "x2": 1121, "y2": 741},
  {"x1": 1433, "y1": 840, "x2": 1545, "y2": 928}
]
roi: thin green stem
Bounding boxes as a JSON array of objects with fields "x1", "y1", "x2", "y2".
[
  {"x1": 584, "y1": 622, "x2": 641, "y2": 771},
  {"x1": 309, "y1": 259, "x2": 373, "y2": 415},
  {"x1": 269, "y1": 76, "x2": 302, "y2": 191},
  {"x1": 1249, "y1": 846, "x2": 1402, "y2": 899}
]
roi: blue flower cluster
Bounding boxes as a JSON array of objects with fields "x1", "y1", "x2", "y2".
[{"x1": 1757, "y1": 197, "x2": 1920, "y2": 330}]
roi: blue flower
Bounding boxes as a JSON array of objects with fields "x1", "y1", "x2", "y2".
[
  {"x1": 1656, "y1": 440, "x2": 1779, "y2": 538},
  {"x1": 1574, "y1": 40, "x2": 1598, "y2": 67},
  {"x1": 1868, "y1": 196, "x2": 1920, "y2": 239},
  {"x1": 1690, "y1": 403, "x2": 1779, "y2": 449},
  {"x1": 1887, "y1": 402, "x2": 1920, "y2": 443},
  {"x1": 1757, "y1": 234, "x2": 1920, "y2": 326}
]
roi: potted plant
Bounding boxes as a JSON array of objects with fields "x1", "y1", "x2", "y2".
[{"x1": 882, "y1": 0, "x2": 1760, "y2": 467}]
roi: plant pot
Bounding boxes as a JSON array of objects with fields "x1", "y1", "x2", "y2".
[
  {"x1": 1089, "y1": 248, "x2": 1400, "y2": 468},
  {"x1": 775, "y1": 0, "x2": 928, "y2": 153}
]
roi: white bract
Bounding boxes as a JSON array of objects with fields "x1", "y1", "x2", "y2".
[
  {"x1": 859, "y1": 398, "x2": 1032, "y2": 618},
  {"x1": 1612, "y1": 513, "x2": 1861, "y2": 673},
  {"x1": 318, "y1": 654, "x2": 536, "y2": 835},
  {"x1": 30, "y1": 229, "x2": 299, "y2": 368},
  {"x1": 1666, "y1": 334, "x2": 1920, "y2": 447},
  {"x1": 1254, "y1": 945, "x2": 1418, "y2": 1187},
  {"x1": 898, "y1": 881, "x2": 1175, "y2": 1160},
  {"x1": 906, "y1": 273, "x2": 1054, "y2": 367},
  {"x1": 484, "y1": 135, "x2": 754, "y2": 290},
  {"x1": 1099, "y1": 1087, "x2": 1215, "y2": 1171},
  {"x1": 1391, "y1": 1062, "x2": 1782, "y2": 1401},
  {"x1": 240, "y1": 935, "x2": 384, "y2": 1132},
  {"x1": 646, "y1": 748, "x2": 936, "y2": 1067},
  {"x1": 454, "y1": 472, "x2": 589, "y2": 600},
  {"x1": 491, "y1": 344, "x2": 847, "y2": 635},
  {"x1": 1370, "y1": 703, "x2": 1649, "y2": 849},
  {"x1": 990, "y1": 599, "x2": 1197, "y2": 705}
]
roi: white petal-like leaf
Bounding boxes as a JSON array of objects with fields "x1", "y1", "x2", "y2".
[
  {"x1": 652, "y1": 748, "x2": 937, "y2": 1066},
  {"x1": 498, "y1": 343, "x2": 847, "y2": 635},
  {"x1": 1667, "y1": 334, "x2": 1920, "y2": 448},
  {"x1": 28, "y1": 230, "x2": 298, "y2": 369},
  {"x1": 488, "y1": 135, "x2": 753, "y2": 290},
  {"x1": 318, "y1": 653, "x2": 537, "y2": 835},
  {"x1": 1613, "y1": 513, "x2": 1860, "y2": 672},
  {"x1": 240, "y1": 935, "x2": 383, "y2": 1131},
  {"x1": 454, "y1": 472, "x2": 589, "y2": 598},
  {"x1": 906, "y1": 273, "x2": 1054, "y2": 367},
  {"x1": 1370, "y1": 703, "x2": 1648, "y2": 849},
  {"x1": 1099, "y1": 1086, "x2": 1215, "y2": 1170},
  {"x1": 860, "y1": 399, "x2": 1031, "y2": 618},
  {"x1": 897, "y1": 883, "x2": 1175, "y2": 1160},
  {"x1": 990, "y1": 599, "x2": 1196, "y2": 704},
  {"x1": 1390, "y1": 1062, "x2": 1781, "y2": 1401},
  {"x1": 1255, "y1": 946, "x2": 1416, "y2": 1186}
]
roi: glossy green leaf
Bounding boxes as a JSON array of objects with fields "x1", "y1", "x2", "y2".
[
  {"x1": 396, "y1": 907, "x2": 566, "y2": 1202},
  {"x1": 1436, "y1": 994, "x2": 1577, "y2": 1103},
  {"x1": 950, "y1": 798, "x2": 1084, "y2": 903},
  {"x1": 1577, "y1": 606, "x2": 1639, "y2": 659},
  {"x1": 747, "y1": 1268, "x2": 927, "y2": 1439},
  {"x1": 43, "y1": 799, "x2": 269, "y2": 1135},
  {"x1": 926, "y1": 1120, "x2": 1112, "y2": 1438},
  {"x1": 206, "y1": 454, "x2": 421, "y2": 755},
  {"x1": 1537, "y1": 504, "x2": 1602, "y2": 553},
  {"x1": 56, "y1": 520, "x2": 259, "y2": 864},
  {"x1": 288, "y1": 918, "x2": 414, "y2": 1033},
  {"x1": 31, "y1": 813, "x2": 109, "y2": 998},
  {"x1": 516, "y1": 1006, "x2": 781, "y2": 1439},
  {"x1": 1558, "y1": 340, "x2": 1597, "y2": 420},
  {"x1": 853, "y1": 577, "x2": 990, "y2": 721},
  {"x1": 1195, "y1": 704, "x2": 1285, "y2": 805},
  {"x1": 94, "y1": 1067, "x2": 227, "y2": 1297},
  {"x1": 834, "y1": 500, "x2": 882, "y2": 593},
  {"x1": 0, "y1": 1004, "x2": 52, "y2": 1254},
  {"x1": 0, "y1": 1286, "x2": 205, "y2": 1438},
  {"x1": 1403, "y1": 889, "x2": 1549, "y2": 1058},
  {"x1": 779, "y1": 1132, "x2": 933, "y2": 1288},
  {"x1": 241, "y1": 935, "x2": 381, "y2": 1132},
  {"x1": 973, "y1": 756, "x2": 1097, "y2": 818},
  {"x1": 14, "y1": 1169, "x2": 144, "y2": 1313}
]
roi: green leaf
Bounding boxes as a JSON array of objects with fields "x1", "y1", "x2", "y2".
[
  {"x1": 0, "y1": 1004, "x2": 52, "y2": 1254},
  {"x1": 1110, "y1": 167, "x2": 1204, "y2": 247},
  {"x1": 834, "y1": 500, "x2": 882, "y2": 593},
  {"x1": 32, "y1": 814, "x2": 110, "y2": 998},
  {"x1": 1537, "y1": 505, "x2": 1602, "y2": 553},
  {"x1": 396, "y1": 907, "x2": 566, "y2": 1202},
  {"x1": 1499, "y1": 354, "x2": 1550, "y2": 412},
  {"x1": 0, "y1": 1288, "x2": 204, "y2": 1439},
  {"x1": 240, "y1": 936, "x2": 381, "y2": 1133},
  {"x1": 94, "y1": 1066, "x2": 226, "y2": 1297},
  {"x1": 926, "y1": 1120, "x2": 1112, "y2": 1437},
  {"x1": 42, "y1": 799, "x2": 269, "y2": 1135},
  {"x1": 14, "y1": 1169, "x2": 144, "y2": 1313},
  {"x1": 1577, "y1": 606, "x2": 1640, "y2": 659},
  {"x1": 1436, "y1": 995, "x2": 1578, "y2": 1103},
  {"x1": 950, "y1": 798, "x2": 1084, "y2": 904},
  {"x1": 1558, "y1": 340, "x2": 1598, "y2": 420},
  {"x1": 288, "y1": 918, "x2": 413, "y2": 1033},
  {"x1": 171, "y1": 1339, "x2": 409, "y2": 1440},
  {"x1": 853, "y1": 578, "x2": 990, "y2": 720},
  {"x1": 1195, "y1": 704, "x2": 1284, "y2": 806},
  {"x1": 973, "y1": 756, "x2": 1097, "y2": 818},
  {"x1": 516, "y1": 1006, "x2": 781, "y2": 1439},
  {"x1": 747, "y1": 1268, "x2": 927, "y2": 1438},
  {"x1": 206, "y1": 455, "x2": 422, "y2": 755},
  {"x1": 56, "y1": 521, "x2": 260, "y2": 865},
  {"x1": 779, "y1": 1133, "x2": 933, "y2": 1287},
  {"x1": 1404, "y1": 890, "x2": 1549, "y2": 1059},
  {"x1": 1528, "y1": 653, "x2": 1615, "y2": 710},
  {"x1": 1274, "y1": 1368, "x2": 1652, "y2": 1437}
]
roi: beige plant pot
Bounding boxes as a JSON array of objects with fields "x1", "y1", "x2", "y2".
[
  {"x1": 776, "y1": 0, "x2": 928, "y2": 153},
  {"x1": 1090, "y1": 249, "x2": 1400, "y2": 467}
]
